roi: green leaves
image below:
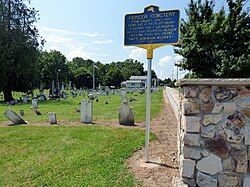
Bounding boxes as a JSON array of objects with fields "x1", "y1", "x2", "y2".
[{"x1": 175, "y1": 0, "x2": 250, "y2": 78}]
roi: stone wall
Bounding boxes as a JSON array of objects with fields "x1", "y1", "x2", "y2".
[{"x1": 177, "y1": 79, "x2": 250, "y2": 187}]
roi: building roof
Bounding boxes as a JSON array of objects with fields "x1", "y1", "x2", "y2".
[
  {"x1": 130, "y1": 76, "x2": 147, "y2": 80},
  {"x1": 126, "y1": 80, "x2": 142, "y2": 83}
]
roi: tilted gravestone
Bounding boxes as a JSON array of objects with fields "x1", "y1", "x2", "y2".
[
  {"x1": 118, "y1": 100, "x2": 134, "y2": 126},
  {"x1": 48, "y1": 112, "x2": 57, "y2": 124},
  {"x1": 4, "y1": 108, "x2": 28, "y2": 125},
  {"x1": 81, "y1": 100, "x2": 93, "y2": 124}
]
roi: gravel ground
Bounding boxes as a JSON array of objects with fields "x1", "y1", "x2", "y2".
[{"x1": 126, "y1": 90, "x2": 179, "y2": 187}]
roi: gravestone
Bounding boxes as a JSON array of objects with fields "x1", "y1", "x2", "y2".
[
  {"x1": 4, "y1": 108, "x2": 28, "y2": 125},
  {"x1": 118, "y1": 100, "x2": 135, "y2": 126},
  {"x1": 120, "y1": 90, "x2": 127, "y2": 101},
  {"x1": 61, "y1": 82, "x2": 65, "y2": 91},
  {"x1": 40, "y1": 93, "x2": 46, "y2": 101},
  {"x1": 62, "y1": 92, "x2": 67, "y2": 99},
  {"x1": 81, "y1": 100, "x2": 93, "y2": 124},
  {"x1": 22, "y1": 95, "x2": 28, "y2": 103},
  {"x1": 19, "y1": 109, "x2": 25, "y2": 116},
  {"x1": 32, "y1": 99, "x2": 38, "y2": 109},
  {"x1": 48, "y1": 112, "x2": 57, "y2": 124}
]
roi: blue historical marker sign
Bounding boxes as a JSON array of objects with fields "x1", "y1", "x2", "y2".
[{"x1": 124, "y1": 5, "x2": 180, "y2": 47}]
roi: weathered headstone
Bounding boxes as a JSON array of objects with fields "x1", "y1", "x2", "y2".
[
  {"x1": 61, "y1": 82, "x2": 65, "y2": 91},
  {"x1": 118, "y1": 100, "x2": 135, "y2": 126},
  {"x1": 19, "y1": 109, "x2": 25, "y2": 116},
  {"x1": 120, "y1": 90, "x2": 127, "y2": 101},
  {"x1": 81, "y1": 100, "x2": 93, "y2": 123},
  {"x1": 4, "y1": 108, "x2": 28, "y2": 125},
  {"x1": 40, "y1": 93, "x2": 46, "y2": 101},
  {"x1": 48, "y1": 112, "x2": 57, "y2": 124},
  {"x1": 62, "y1": 92, "x2": 67, "y2": 99},
  {"x1": 22, "y1": 95, "x2": 28, "y2": 103},
  {"x1": 32, "y1": 99, "x2": 38, "y2": 109}
]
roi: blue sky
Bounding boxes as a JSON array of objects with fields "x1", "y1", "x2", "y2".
[{"x1": 30, "y1": 0, "x2": 250, "y2": 80}]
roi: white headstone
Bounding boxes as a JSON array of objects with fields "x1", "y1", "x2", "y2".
[
  {"x1": 4, "y1": 108, "x2": 28, "y2": 125},
  {"x1": 32, "y1": 99, "x2": 38, "y2": 109},
  {"x1": 81, "y1": 100, "x2": 93, "y2": 124},
  {"x1": 48, "y1": 112, "x2": 57, "y2": 124}
]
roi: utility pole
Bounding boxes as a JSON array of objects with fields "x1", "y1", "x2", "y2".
[{"x1": 92, "y1": 62, "x2": 95, "y2": 90}]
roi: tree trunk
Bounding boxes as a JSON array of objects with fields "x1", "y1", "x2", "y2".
[{"x1": 3, "y1": 89, "x2": 14, "y2": 102}]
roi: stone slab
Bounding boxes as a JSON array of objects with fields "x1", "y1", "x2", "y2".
[
  {"x1": 80, "y1": 100, "x2": 93, "y2": 124},
  {"x1": 183, "y1": 133, "x2": 200, "y2": 146},
  {"x1": 196, "y1": 154, "x2": 223, "y2": 175},
  {"x1": 48, "y1": 112, "x2": 57, "y2": 124},
  {"x1": 218, "y1": 172, "x2": 241, "y2": 187},
  {"x1": 183, "y1": 146, "x2": 201, "y2": 160},
  {"x1": 183, "y1": 116, "x2": 200, "y2": 133},
  {"x1": 196, "y1": 171, "x2": 217, "y2": 187},
  {"x1": 181, "y1": 158, "x2": 196, "y2": 178},
  {"x1": 4, "y1": 108, "x2": 28, "y2": 125},
  {"x1": 118, "y1": 100, "x2": 134, "y2": 126}
]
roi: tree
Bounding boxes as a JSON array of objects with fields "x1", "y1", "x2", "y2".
[
  {"x1": 72, "y1": 67, "x2": 92, "y2": 88},
  {"x1": 175, "y1": 0, "x2": 250, "y2": 78},
  {"x1": 67, "y1": 57, "x2": 95, "y2": 88},
  {"x1": 104, "y1": 67, "x2": 124, "y2": 88},
  {"x1": 0, "y1": 0, "x2": 42, "y2": 101},
  {"x1": 38, "y1": 50, "x2": 69, "y2": 90}
]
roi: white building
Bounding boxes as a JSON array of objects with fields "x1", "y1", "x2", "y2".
[{"x1": 121, "y1": 76, "x2": 147, "y2": 92}]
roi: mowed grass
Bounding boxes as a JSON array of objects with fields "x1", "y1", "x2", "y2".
[
  {"x1": 0, "y1": 125, "x2": 152, "y2": 186},
  {"x1": 0, "y1": 89, "x2": 163, "y2": 123},
  {"x1": 0, "y1": 89, "x2": 162, "y2": 186}
]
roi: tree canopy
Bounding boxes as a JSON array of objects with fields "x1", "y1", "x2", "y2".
[
  {"x1": 0, "y1": 0, "x2": 42, "y2": 101},
  {"x1": 175, "y1": 0, "x2": 250, "y2": 78}
]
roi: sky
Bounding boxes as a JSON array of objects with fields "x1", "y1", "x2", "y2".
[{"x1": 30, "y1": 0, "x2": 250, "y2": 80}]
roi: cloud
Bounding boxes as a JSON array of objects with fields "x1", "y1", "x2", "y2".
[
  {"x1": 38, "y1": 25, "x2": 110, "y2": 61},
  {"x1": 128, "y1": 47, "x2": 146, "y2": 61},
  {"x1": 159, "y1": 55, "x2": 172, "y2": 67},
  {"x1": 94, "y1": 39, "x2": 113, "y2": 44}
]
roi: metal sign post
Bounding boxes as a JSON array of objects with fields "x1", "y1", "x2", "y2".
[
  {"x1": 124, "y1": 5, "x2": 180, "y2": 163},
  {"x1": 145, "y1": 46, "x2": 153, "y2": 162}
]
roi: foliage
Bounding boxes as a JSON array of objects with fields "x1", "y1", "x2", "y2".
[
  {"x1": 67, "y1": 58, "x2": 149, "y2": 89},
  {"x1": 175, "y1": 0, "x2": 250, "y2": 78},
  {"x1": 0, "y1": 0, "x2": 42, "y2": 101},
  {"x1": 38, "y1": 50, "x2": 70, "y2": 89}
]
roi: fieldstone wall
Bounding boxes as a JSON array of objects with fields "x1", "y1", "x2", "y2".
[{"x1": 177, "y1": 79, "x2": 250, "y2": 187}]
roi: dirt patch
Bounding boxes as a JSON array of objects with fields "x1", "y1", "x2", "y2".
[{"x1": 126, "y1": 89, "x2": 179, "y2": 187}]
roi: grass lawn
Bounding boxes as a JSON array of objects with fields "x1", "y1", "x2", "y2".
[
  {"x1": 0, "y1": 89, "x2": 162, "y2": 186},
  {"x1": 0, "y1": 89, "x2": 163, "y2": 123},
  {"x1": 0, "y1": 125, "x2": 151, "y2": 186}
]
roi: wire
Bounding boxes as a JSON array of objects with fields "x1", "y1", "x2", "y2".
[{"x1": 216, "y1": 0, "x2": 226, "y2": 12}]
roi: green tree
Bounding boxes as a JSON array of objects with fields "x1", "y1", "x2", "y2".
[
  {"x1": 67, "y1": 57, "x2": 95, "y2": 88},
  {"x1": 0, "y1": 0, "x2": 42, "y2": 101},
  {"x1": 72, "y1": 67, "x2": 92, "y2": 88},
  {"x1": 175, "y1": 0, "x2": 250, "y2": 78},
  {"x1": 38, "y1": 50, "x2": 69, "y2": 89},
  {"x1": 104, "y1": 67, "x2": 124, "y2": 88}
]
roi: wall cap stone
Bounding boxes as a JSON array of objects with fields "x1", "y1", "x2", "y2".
[{"x1": 176, "y1": 79, "x2": 250, "y2": 86}]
